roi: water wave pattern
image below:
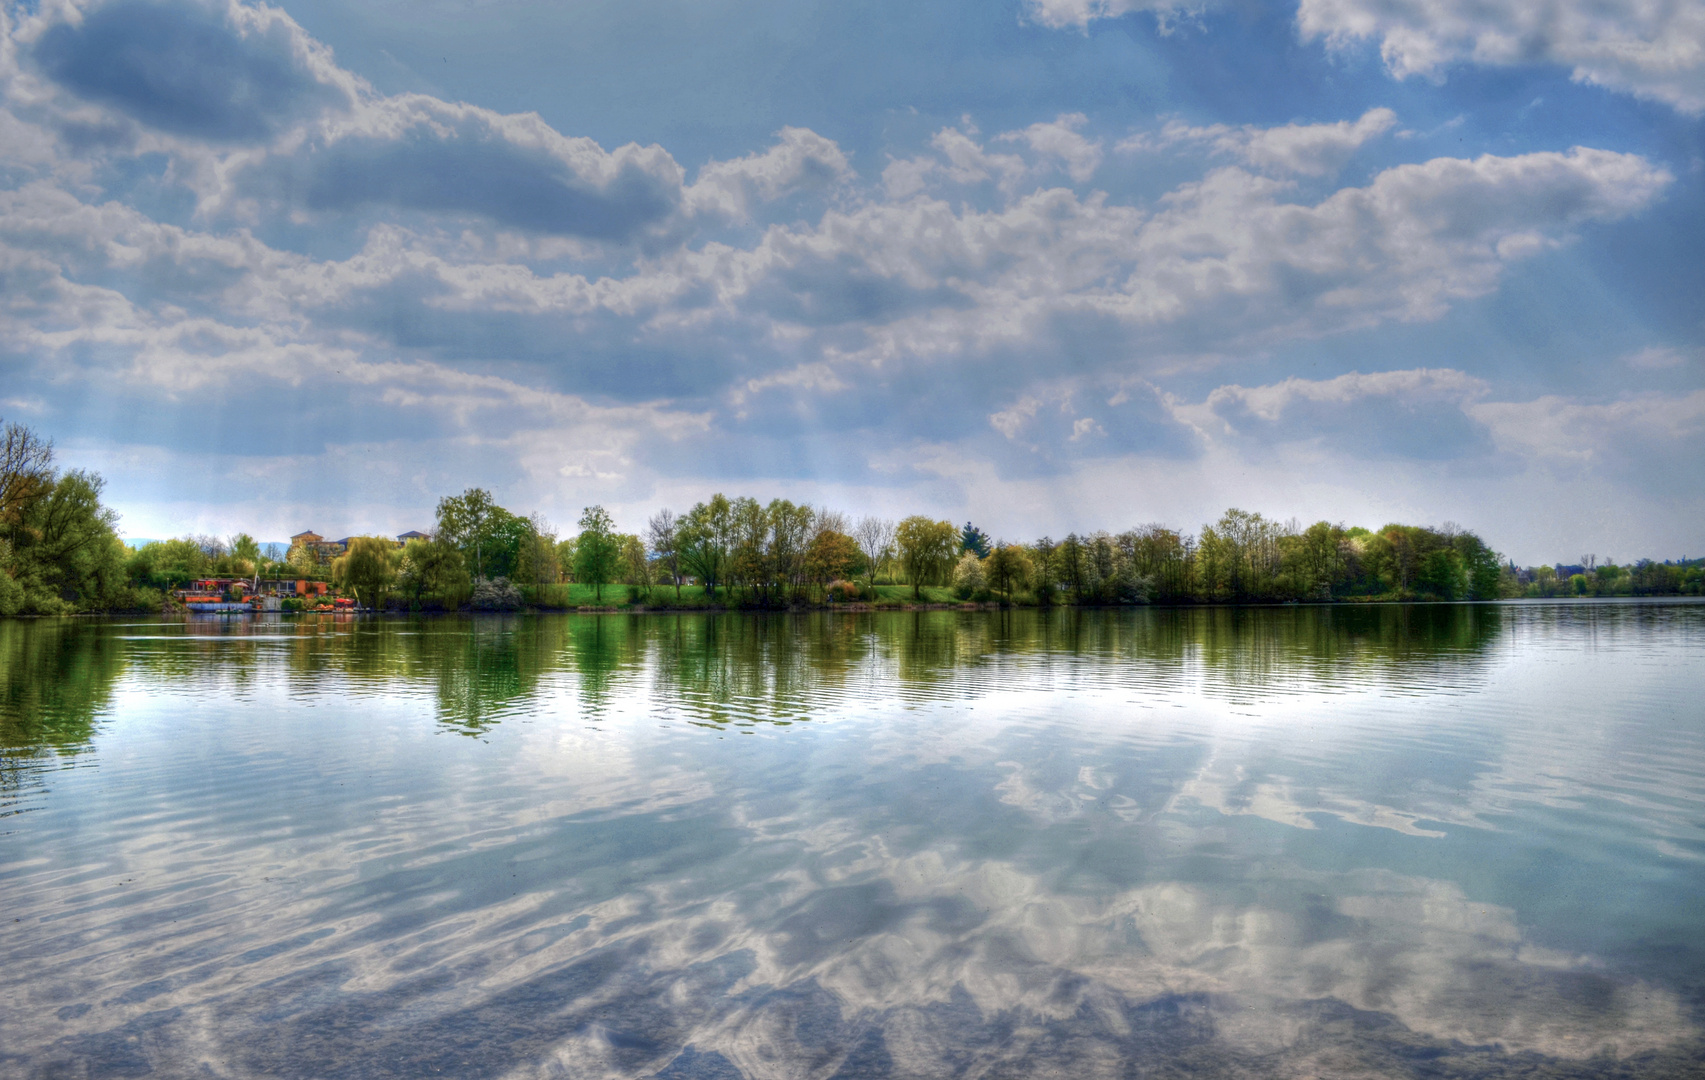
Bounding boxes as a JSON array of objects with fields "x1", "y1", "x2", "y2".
[{"x1": 0, "y1": 603, "x2": 1701, "y2": 1078}]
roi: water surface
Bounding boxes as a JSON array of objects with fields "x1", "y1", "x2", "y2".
[{"x1": 2, "y1": 604, "x2": 1702, "y2": 1078}]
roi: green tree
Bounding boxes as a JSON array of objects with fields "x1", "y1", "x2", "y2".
[
  {"x1": 620, "y1": 534, "x2": 651, "y2": 591},
  {"x1": 1416, "y1": 548, "x2": 1465, "y2": 599},
  {"x1": 1029, "y1": 536, "x2": 1058, "y2": 606},
  {"x1": 333, "y1": 537, "x2": 398, "y2": 609},
  {"x1": 985, "y1": 543, "x2": 1030, "y2": 602},
  {"x1": 129, "y1": 538, "x2": 208, "y2": 590},
  {"x1": 895, "y1": 516, "x2": 956, "y2": 598},
  {"x1": 398, "y1": 538, "x2": 469, "y2": 607},
  {"x1": 678, "y1": 494, "x2": 733, "y2": 598},
  {"x1": 729, "y1": 497, "x2": 770, "y2": 600},
  {"x1": 436, "y1": 487, "x2": 501, "y2": 580},
  {"x1": 768, "y1": 499, "x2": 814, "y2": 600},
  {"x1": 229, "y1": 532, "x2": 262, "y2": 589},
  {"x1": 5, "y1": 470, "x2": 125, "y2": 613},
  {"x1": 574, "y1": 505, "x2": 621, "y2": 602},
  {"x1": 805, "y1": 529, "x2": 860, "y2": 595},
  {"x1": 1280, "y1": 521, "x2": 1346, "y2": 600},
  {"x1": 960, "y1": 522, "x2": 991, "y2": 558},
  {"x1": 517, "y1": 513, "x2": 560, "y2": 592},
  {"x1": 1450, "y1": 530, "x2": 1503, "y2": 600},
  {"x1": 1057, "y1": 534, "x2": 1086, "y2": 602},
  {"x1": 951, "y1": 550, "x2": 986, "y2": 597}
]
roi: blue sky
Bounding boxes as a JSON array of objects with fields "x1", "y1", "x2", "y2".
[{"x1": 1, "y1": 0, "x2": 1701, "y2": 562}]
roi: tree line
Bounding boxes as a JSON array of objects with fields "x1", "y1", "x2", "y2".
[{"x1": 2, "y1": 418, "x2": 1700, "y2": 614}]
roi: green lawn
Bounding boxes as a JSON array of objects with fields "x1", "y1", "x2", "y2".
[{"x1": 520, "y1": 582, "x2": 980, "y2": 609}]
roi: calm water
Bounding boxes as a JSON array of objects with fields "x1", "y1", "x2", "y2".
[{"x1": 1, "y1": 604, "x2": 1702, "y2": 1079}]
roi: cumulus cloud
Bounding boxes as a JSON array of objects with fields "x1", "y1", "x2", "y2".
[
  {"x1": 1297, "y1": 0, "x2": 1705, "y2": 114},
  {"x1": 26, "y1": 0, "x2": 359, "y2": 141},
  {"x1": 248, "y1": 96, "x2": 689, "y2": 241},
  {"x1": 834, "y1": 145, "x2": 1671, "y2": 387},
  {"x1": 0, "y1": 0, "x2": 1691, "y2": 547},
  {"x1": 1028, "y1": 0, "x2": 1705, "y2": 113},
  {"x1": 687, "y1": 126, "x2": 855, "y2": 222},
  {"x1": 1149, "y1": 369, "x2": 1705, "y2": 534},
  {"x1": 9, "y1": 1, "x2": 850, "y2": 243},
  {"x1": 1471, "y1": 389, "x2": 1705, "y2": 483},
  {"x1": 1188, "y1": 368, "x2": 1497, "y2": 460},
  {"x1": 996, "y1": 112, "x2": 1104, "y2": 182},
  {"x1": 986, "y1": 377, "x2": 1196, "y2": 462}
]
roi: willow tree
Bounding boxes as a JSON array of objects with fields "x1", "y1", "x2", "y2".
[
  {"x1": 895, "y1": 516, "x2": 955, "y2": 598},
  {"x1": 333, "y1": 537, "x2": 397, "y2": 610}
]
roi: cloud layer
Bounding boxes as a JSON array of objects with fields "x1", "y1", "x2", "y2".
[{"x1": 0, "y1": 0, "x2": 1698, "y2": 559}]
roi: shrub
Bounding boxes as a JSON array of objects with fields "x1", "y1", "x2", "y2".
[
  {"x1": 825, "y1": 579, "x2": 860, "y2": 602},
  {"x1": 471, "y1": 576, "x2": 525, "y2": 611}
]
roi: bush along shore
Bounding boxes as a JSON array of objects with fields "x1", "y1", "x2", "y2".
[{"x1": 2, "y1": 418, "x2": 1700, "y2": 617}]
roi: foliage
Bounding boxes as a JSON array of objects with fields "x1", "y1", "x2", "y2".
[
  {"x1": 620, "y1": 534, "x2": 650, "y2": 589},
  {"x1": 952, "y1": 551, "x2": 986, "y2": 597},
  {"x1": 986, "y1": 544, "x2": 1031, "y2": 601},
  {"x1": 0, "y1": 426, "x2": 147, "y2": 613},
  {"x1": 960, "y1": 522, "x2": 991, "y2": 558},
  {"x1": 470, "y1": 576, "x2": 525, "y2": 611},
  {"x1": 517, "y1": 513, "x2": 560, "y2": 590},
  {"x1": 332, "y1": 536, "x2": 399, "y2": 609},
  {"x1": 805, "y1": 530, "x2": 860, "y2": 593},
  {"x1": 574, "y1": 505, "x2": 621, "y2": 602},
  {"x1": 895, "y1": 516, "x2": 956, "y2": 598},
  {"x1": 398, "y1": 538, "x2": 470, "y2": 608},
  {"x1": 678, "y1": 494, "x2": 733, "y2": 598},
  {"x1": 9, "y1": 410, "x2": 1699, "y2": 615},
  {"x1": 436, "y1": 487, "x2": 528, "y2": 580}
]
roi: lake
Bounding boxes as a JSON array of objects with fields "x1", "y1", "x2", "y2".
[{"x1": 1, "y1": 603, "x2": 1702, "y2": 1078}]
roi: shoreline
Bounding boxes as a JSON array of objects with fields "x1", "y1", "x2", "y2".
[{"x1": 15, "y1": 594, "x2": 1705, "y2": 620}]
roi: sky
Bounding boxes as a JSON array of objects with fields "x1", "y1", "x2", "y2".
[{"x1": 0, "y1": 0, "x2": 1701, "y2": 563}]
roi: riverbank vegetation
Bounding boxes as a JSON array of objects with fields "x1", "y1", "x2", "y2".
[{"x1": 2, "y1": 418, "x2": 1700, "y2": 614}]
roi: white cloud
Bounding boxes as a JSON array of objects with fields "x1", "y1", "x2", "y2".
[
  {"x1": 1621, "y1": 344, "x2": 1694, "y2": 370},
  {"x1": 996, "y1": 112, "x2": 1104, "y2": 182},
  {"x1": 1470, "y1": 389, "x2": 1705, "y2": 471},
  {"x1": 1237, "y1": 107, "x2": 1397, "y2": 175},
  {"x1": 686, "y1": 126, "x2": 855, "y2": 222},
  {"x1": 6, "y1": 2, "x2": 849, "y2": 243},
  {"x1": 1201, "y1": 367, "x2": 1487, "y2": 420},
  {"x1": 0, "y1": 2, "x2": 1691, "y2": 556},
  {"x1": 1119, "y1": 108, "x2": 1399, "y2": 176},
  {"x1": 1023, "y1": 0, "x2": 1214, "y2": 33},
  {"x1": 885, "y1": 116, "x2": 1102, "y2": 198},
  {"x1": 839, "y1": 146, "x2": 1669, "y2": 378},
  {"x1": 1297, "y1": 0, "x2": 1705, "y2": 114}
]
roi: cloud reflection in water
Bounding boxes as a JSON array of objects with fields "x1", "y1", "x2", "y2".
[{"x1": 0, "y1": 606, "x2": 1701, "y2": 1078}]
